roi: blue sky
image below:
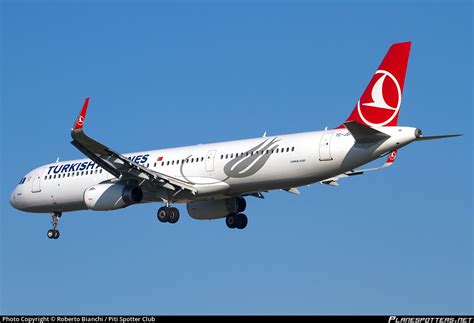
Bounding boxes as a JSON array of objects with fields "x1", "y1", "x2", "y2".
[{"x1": 1, "y1": 0, "x2": 472, "y2": 315}]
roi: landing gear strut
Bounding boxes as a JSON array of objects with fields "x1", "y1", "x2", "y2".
[
  {"x1": 47, "y1": 211, "x2": 61, "y2": 239},
  {"x1": 226, "y1": 213, "x2": 248, "y2": 230},
  {"x1": 157, "y1": 206, "x2": 180, "y2": 224}
]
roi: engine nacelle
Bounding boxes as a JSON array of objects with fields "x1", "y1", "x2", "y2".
[
  {"x1": 84, "y1": 183, "x2": 143, "y2": 211},
  {"x1": 187, "y1": 197, "x2": 246, "y2": 220}
]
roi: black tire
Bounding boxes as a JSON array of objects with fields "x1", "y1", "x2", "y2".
[
  {"x1": 53, "y1": 230, "x2": 60, "y2": 239},
  {"x1": 157, "y1": 207, "x2": 170, "y2": 222},
  {"x1": 169, "y1": 207, "x2": 180, "y2": 224},
  {"x1": 236, "y1": 197, "x2": 246, "y2": 213},
  {"x1": 226, "y1": 213, "x2": 238, "y2": 229},
  {"x1": 47, "y1": 229, "x2": 55, "y2": 239},
  {"x1": 236, "y1": 213, "x2": 248, "y2": 230}
]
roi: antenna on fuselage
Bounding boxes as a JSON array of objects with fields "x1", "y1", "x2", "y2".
[
  {"x1": 56, "y1": 157, "x2": 60, "y2": 162},
  {"x1": 262, "y1": 131, "x2": 267, "y2": 137}
]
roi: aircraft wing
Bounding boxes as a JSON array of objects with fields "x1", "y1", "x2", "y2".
[
  {"x1": 321, "y1": 150, "x2": 398, "y2": 186},
  {"x1": 70, "y1": 98, "x2": 197, "y2": 194}
]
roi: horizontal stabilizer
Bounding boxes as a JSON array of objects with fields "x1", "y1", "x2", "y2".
[
  {"x1": 343, "y1": 121, "x2": 390, "y2": 143},
  {"x1": 416, "y1": 134, "x2": 462, "y2": 141},
  {"x1": 321, "y1": 150, "x2": 398, "y2": 187}
]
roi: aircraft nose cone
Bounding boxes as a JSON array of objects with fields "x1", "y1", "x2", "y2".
[{"x1": 9, "y1": 189, "x2": 18, "y2": 209}]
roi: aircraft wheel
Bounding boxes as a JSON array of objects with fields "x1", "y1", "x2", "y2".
[
  {"x1": 169, "y1": 207, "x2": 180, "y2": 224},
  {"x1": 53, "y1": 230, "x2": 60, "y2": 239},
  {"x1": 236, "y1": 213, "x2": 248, "y2": 230},
  {"x1": 226, "y1": 213, "x2": 238, "y2": 229},
  {"x1": 47, "y1": 229, "x2": 55, "y2": 239},
  {"x1": 157, "y1": 206, "x2": 170, "y2": 223}
]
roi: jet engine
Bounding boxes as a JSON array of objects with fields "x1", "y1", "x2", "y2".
[
  {"x1": 84, "y1": 183, "x2": 143, "y2": 211},
  {"x1": 186, "y1": 197, "x2": 246, "y2": 220}
]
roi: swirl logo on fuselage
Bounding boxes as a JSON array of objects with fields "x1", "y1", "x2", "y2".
[{"x1": 223, "y1": 138, "x2": 280, "y2": 179}]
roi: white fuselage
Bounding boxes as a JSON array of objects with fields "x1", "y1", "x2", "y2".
[{"x1": 10, "y1": 126, "x2": 418, "y2": 213}]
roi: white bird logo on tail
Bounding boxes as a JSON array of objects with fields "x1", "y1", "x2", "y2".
[
  {"x1": 363, "y1": 74, "x2": 397, "y2": 110},
  {"x1": 357, "y1": 70, "x2": 402, "y2": 127}
]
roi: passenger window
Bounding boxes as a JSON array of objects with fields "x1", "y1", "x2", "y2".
[
  {"x1": 291, "y1": 147, "x2": 295, "y2": 152},
  {"x1": 221, "y1": 155, "x2": 223, "y2": 159},
  {"x1": 49, "y1": 175, "x2": 52, "y2": 179},
  {"x1": 44, "y1": 176, "x2": 47, "y2": 180},
  {"x1": 154, "y1": 162, "x2": 156, "y2": 167},
  {"x1": 172, "y1": 161, "x2": 175, "y2": 165},
  {"x1": 201, "y1": 157, "x2": 204, "y2": 162},
  {"x1": 177, "y1": 160, "x2": 180, "y2": 165},
  {"x1": 81, "y1": 171, "x2": 84, "y2": 175},
  {"x1": 286, "y1": 147, "x2": 289, "y2": 152},
  {"x1": 167, "y1": 161, "x2": 170, "y2": 166},
  {"x1": 161, "y1": 162, "x2": 164, "y2": 166},
  {"x1": 67, "y1": 173, "x2": 70, "y2": 177},
  {"x1": 86, "y1": 171, "x2": 88, "y2": 175},
  {"x1": 225, "y1": 154, "x2": 228, "y2": 159},
  {"x1": 99, "y1": 169, "x2": 102, "y2": 173},
  {"x1": 54, "y1": 175, "x2": 57, "y2": 179}
]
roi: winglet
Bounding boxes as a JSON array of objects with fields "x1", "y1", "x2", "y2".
[
  {"x1": 73, "y1": 97, "x2": 90, "y2": 130},
  {"x1": 383, "y1": 150, "x2": 398, "y2": 166}
]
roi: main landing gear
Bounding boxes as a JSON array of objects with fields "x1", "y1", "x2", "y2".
[
  {"x1": 226, "y1": 213, "x2": 248, "y2": 230},
  {"x1": 225, "y1": 197, "x2": 247, "y2": 230},
  {"x1": 47, "y1": 211, "x2": 61, "y2": 239},
  {"x1": 157, "y1": 205, "x2": 180, "y2": 224}
]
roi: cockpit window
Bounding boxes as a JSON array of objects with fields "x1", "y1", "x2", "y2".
[{"x1": 18, "y1": 177, "x2": 26, "y2": 184}]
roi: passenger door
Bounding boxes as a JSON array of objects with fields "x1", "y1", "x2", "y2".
[
  {"x1": 31, "y1": 169, "x2": 43, "y2": 193},
  {"x1": 205, "y1": 150, "x2": 216, "y2": 172},
  {"x1": 319, "y1": 133, "x2": 333, "y2": 161}
]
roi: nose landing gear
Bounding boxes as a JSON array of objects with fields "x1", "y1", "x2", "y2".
[{"x1": 47, "y1": 212, "x2": 61, "y2": 239}]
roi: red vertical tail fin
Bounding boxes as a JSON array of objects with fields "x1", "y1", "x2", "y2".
[{"x1": 338, "y1": 42, "x2": 411, "y2": 128}]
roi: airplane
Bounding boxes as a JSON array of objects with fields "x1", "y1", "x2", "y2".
[{"x1": 9, "y1": 41, "x2": 461, "y2": 239}]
